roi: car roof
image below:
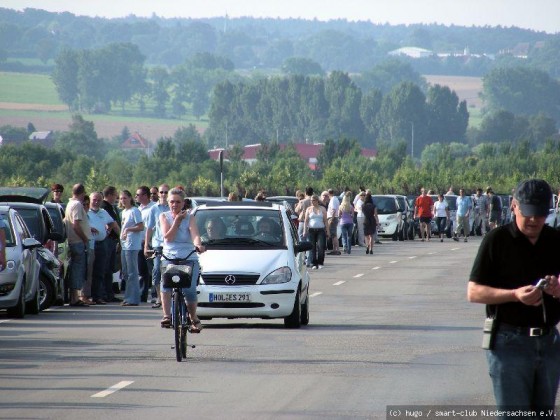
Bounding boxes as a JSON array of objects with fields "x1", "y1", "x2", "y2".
[
  {"x1": 197, "y1": 201, "x2": 279, "y2": 209},
  {"x1": 0, "y1": 187, "x2": 49, "y2": 203}
]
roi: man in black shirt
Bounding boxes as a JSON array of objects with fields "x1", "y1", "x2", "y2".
[
  {"x1": 102, "y1": 186, "x2": 122, "y2": 302},
  {"x1": 468, "y1": 179, "x2": 560, "y2": 414}
]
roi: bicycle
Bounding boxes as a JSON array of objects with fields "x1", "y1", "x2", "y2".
[{"x1": 157, "y1": 249, "x2": 199, "y2": 362}]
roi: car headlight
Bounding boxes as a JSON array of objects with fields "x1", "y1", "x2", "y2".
[{"x1": 261, "y1": 266, "x2": 292, "y2": 284}]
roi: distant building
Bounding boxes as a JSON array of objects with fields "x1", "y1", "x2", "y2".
[
  {"x1": 29, "y1": 131, "x2": 55, "y2": 147},
  {"x1": 388, "y1": 47, "x2": 434, "y2": 59},
  {"x1": 208, "y1": 143, "x2": 377, "y2": 171},
  {"x1": 122, "y1": 131, "x2": 152, "y2": 155}
]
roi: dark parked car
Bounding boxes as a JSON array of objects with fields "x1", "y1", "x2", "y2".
[{"x1": 0, "y1": 187, "x2": 64, "y2": 310}]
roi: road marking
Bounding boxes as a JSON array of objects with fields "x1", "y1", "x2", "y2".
[
  {"x1": 91, "y1": 381, "x2": 134, "y2": 398},
  {"x1": 0, "y1": 319, "x2": 11, "y2": 324},
  {"x1": 372, "y1": 266, "x2": 381, "y2": 270},
  {"x1": 353, "y1": 274, "x2": 364, "y2": 278},
  {"x1": 333, "y1": 280, "x2": 346, "y2": 286},
  {"x1": 427, "y1": 252, "x2": 437, "y2": 255},
  {"x1": 408, "y1": 256, "x2": 417, "y2": 259},
  {"x1": 451, "y1": 247, "x2": 460, "y2": 251},
  {"x1": 309, "y1": 292, "x2": 323, "y2": 297},
  {"x1": 389, "y1": 260, "x2": 398, "y2": 264}
]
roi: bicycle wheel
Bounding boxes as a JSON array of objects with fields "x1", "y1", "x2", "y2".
[
  {"x1": 180, "y1": 295, "x2": 188, "y2": 359},
  {"x1": 173, "y1": 290, "x2": 182, "y2": 362}
]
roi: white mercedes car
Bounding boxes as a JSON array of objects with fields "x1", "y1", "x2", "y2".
[{"x1": 194, "y1": 201, "x2": 312, "y2": 328}]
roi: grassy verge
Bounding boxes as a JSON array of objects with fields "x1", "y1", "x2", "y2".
[{"x1": 0, "y1": 72, "x2": 62, "y2": 105}]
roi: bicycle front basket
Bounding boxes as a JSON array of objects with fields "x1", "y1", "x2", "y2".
[{"x1": 162, "y1": 261, "x2": 193, "y2": 288}]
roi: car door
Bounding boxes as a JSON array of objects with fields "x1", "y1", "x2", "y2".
[{"x1": 13, "y1": 213, "x2": 40, "y2": 298}]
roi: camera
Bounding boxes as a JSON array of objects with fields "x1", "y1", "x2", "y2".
[{"x1": 536, "y1": 278, "x2": 548, "y2": 290}]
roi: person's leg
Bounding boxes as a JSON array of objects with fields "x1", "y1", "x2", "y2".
[
  {"x1": 317, "y1": 230, "x2": 326, "y2": 266},
  {"x1": 341, "y1": 224, "x2": 348, "y2": 253},
  {"x1": 92, "y1": 240, "x2": 108, "y2": 302},
  {"x1": 357, "y1": 217, "x2": 365, "y2": 246},
  {"x1": 69, "y1": 242, "x2": 86, "y2": 305},
  {"x1": 533, "y1": 332, "x2": 560, "y2": 412},
  {"x1": 152, "y1": 248, "x2": 162, "y2": 305},
  {"x1": 137, "y1": 244, "x2": 150, "y2": 302},
  {"x1": 309, "y1": 229, "x2": 318, "y2": 266},
  {"x1": 81, "y1": 247, "x2": 94, "y2": 302},
  {"x1": 183, "y1": 260, "x2": 200, "y2": 327},
  {"x1": 331, "y1": 219, "x2": 339, "y2": 253},
  {"x1": 123, "y1": 250, "x2": 140, "y2": 305},
  {"x1": 103, "y1": 238, "x2": 117, "y2": 301}
]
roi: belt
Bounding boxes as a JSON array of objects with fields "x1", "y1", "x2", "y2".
[{"x1": 498, "y1": 323, "x2": 556, "y2": 337}]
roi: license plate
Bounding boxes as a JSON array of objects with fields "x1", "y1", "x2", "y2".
[{"x1": 209, "y1": 293, "x2": 251, "y2": 303}]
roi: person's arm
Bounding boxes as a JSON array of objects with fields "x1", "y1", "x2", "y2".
[
  {"x1": 189, "y1": 214, "x2": 205, "y2": 253},
  {"x1": 322, "y1": 208, "x2": 329, "y2": 237},
  {"x1": 122, "y1": 210, "x2": 144, "y2": 238},
  {"x1": 468, "y1": 281, "x2": 542, "y2": 307},
  {"x1": 303, "y1": 208, "x2": 310, "y2": 234},
  {"x1": 161, "y1": 211, "x2": 183, "y2": 242},
  {"x1": 72, "y1": 219, "x2": 89, "y2": 245},
  {"x1": 108, "y1": 220, "x2": 120, "y2": 236}
]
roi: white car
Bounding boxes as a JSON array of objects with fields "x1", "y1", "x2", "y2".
[
  {"x1": 371, "y1": 195, "x2": 406, "y2": 240},
  {"x1": 0, "y1": 206, "x2": 42, "y2": 318},
  {"x1": 194, "y1": 201, "x2": 312, "y2": 328}
]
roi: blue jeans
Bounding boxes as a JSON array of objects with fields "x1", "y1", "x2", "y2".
[
  {"x1": 340, "y1": 223, "x2": 353, "y2": 253},
  {"x1": 122, "y1": 249, "x2": 140, "y2": 305},
  {"x1": 486, "y1": 328, "x2": 560, "y2": 416},
  {"x1": 151, "y1": 246, "x2": 163, "y2": 291},
  {"x1": 68, "y1": 242, "x2": 87, "y2": 290},
  {"x1": 161, "y1": 259, "x2": 200, "y2": 302},
  {"x1": 298, "y1": 222, "x2": 311, "y2": 263}
]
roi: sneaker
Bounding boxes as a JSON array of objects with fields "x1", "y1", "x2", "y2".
[
  {"x1": 440, "y1": 238, "x2": 443, "y2": 242},
  {"x1": 453, "y1": 236, "x2": 459, "y2": 242},
  {"x1": 464, "y1": 238, "x2": 468, "y2": 242},
  {"x1": 150, "y1": 298, "x2": 157, "y2": 304},
  {"x1": 326, "y1": 251, "x2": 336, "y2": 255},
  {"x1": 312, "y1": 265, "x2": 318, "y2": 270},
  {"x1": 318, "y1": 265, "x2": 323, "y2": 269}
]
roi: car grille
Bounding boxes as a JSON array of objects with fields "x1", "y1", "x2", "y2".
[{"x1": 201, "y1": 274, "x2": 260, "y2": 286}]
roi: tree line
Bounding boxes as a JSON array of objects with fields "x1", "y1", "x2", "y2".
[{"x1": 1, "y1": 115, "x2": 560, "y2": 200}]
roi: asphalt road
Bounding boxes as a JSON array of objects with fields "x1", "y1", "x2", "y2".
[{"x1": 0, "y1": 237, "x2": 495, "y2": 420}]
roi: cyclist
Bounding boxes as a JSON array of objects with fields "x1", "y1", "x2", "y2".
[{"x1": 159, "y1": 188, "x2": 205, "y2": 332}]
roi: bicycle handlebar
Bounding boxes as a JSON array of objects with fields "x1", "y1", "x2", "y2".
[{"x1": 152, "y1": 248, "x2": 200, "y2": 262}]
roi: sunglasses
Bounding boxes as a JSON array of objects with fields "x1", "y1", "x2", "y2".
[{"x1": 159, "y1": 190, "x2": 169, "y2": 194}]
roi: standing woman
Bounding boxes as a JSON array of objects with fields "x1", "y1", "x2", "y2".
[
  {"x1": 119, "y1": 190, "x2": 144, "y2": 306},
  {"x1": 338, "y1": 192, "x2": 354, "y2": 254},
  {"x1": 304, "y1": 194, "x2": 329, "y2": 269},
  {"x1": 159, "y1": 188, "x2": 206, "y2": 332},
  {"x1": 362, "y1": 192, "x2": 378, "y2": 254},
  {"x1": 433, "y1": 194, "x2": 450, "y2": 242}
]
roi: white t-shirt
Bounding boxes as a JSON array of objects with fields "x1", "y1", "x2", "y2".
[
  {"x1": 327, "y1": 195, "x2": 340, "y2": 218},
  {"x1": 434, "y1": 200, "x2": 448, "y2": 217}
]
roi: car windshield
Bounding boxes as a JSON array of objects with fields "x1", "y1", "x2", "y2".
[
  {"x1": 444, "y1": 196, "x2": 458, "y2": 211},
  {"x1": 195, "y1": 208, "x2": 285, "y2": 248},
  {"x1": 0, "y1": 215, "x2": 15, "y2": 247},
  {"x1": 372, "y1": 197, "x2": 398, "y2": 214}
]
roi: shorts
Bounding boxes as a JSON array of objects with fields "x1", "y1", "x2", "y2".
[
  {"x1": 419, "y1": 216, "x2": 432, "y2": 224},
  {"x1": 327, "y1": 217, "x2": 339, "y2": 237},
  {"x1": 489, "y1": 210, "x2": 502, "y2": 224}
]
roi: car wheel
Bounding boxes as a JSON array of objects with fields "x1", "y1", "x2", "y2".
[
  {"x1": 284, "y1": 289, "x2": 301, "y2": 329},
  {"x1": 7, "y1": 282, "x2": 26, "y2": 319},
  {"x1": 300, "y1": 293, "x2": 310, "y2": 326},
  {"x1": 39, "y1": 275, "x2": 54, "y2": 311}
]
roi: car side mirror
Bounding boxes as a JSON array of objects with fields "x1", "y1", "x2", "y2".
[
  {"x1": 23, "y1": 237, "x2": 42, "y2": 249},
  {"x1": 295, "y1": 241, "x2": 312, "y2": 254}
]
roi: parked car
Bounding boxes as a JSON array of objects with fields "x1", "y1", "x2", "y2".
[
  {"x1": 371, "y1": 195, "x2": 407, "y2": 241},
  {"x1": 0, "y1": 205, "x2": 42, "y2": 318},
  {"x1": 0, "y1": 187, "x2": 64, "y2": 310},
  {"x1": 545, "y1": 194, "x2": 559, "y2": 229},
  {"x1": 265, "y1": 196, "x2": 298, "y2": 211},
  {"x1": 193, "y1": 201, "x2": 312, "y2": 328}
]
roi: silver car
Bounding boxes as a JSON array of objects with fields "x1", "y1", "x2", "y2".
[{"x1": 0, "y1": 206, "x2": 42, "y2": 318}]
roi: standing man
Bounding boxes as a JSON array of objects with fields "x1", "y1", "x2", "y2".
[
  {"x1": 468, "y1": 179, "x2": 560, "y2": 413},
  {"x1": 326, "y1": 189, "x2": 341, "y2": 255},
  {"x1": 149, "y1": 186, "x2": 159, "y2": 203},
  {"x1": 473, "y1": 187, "x2": 489, "y2": 235},
  {"x1": 101, "y1": 186, "x2": 122, "y2": 302},
  {"x1": 487, "y1": 187, "x2": 502, "y2": 230},
  {"x1": 144, "y1": 183, "x2": 170, "y2": 308},
  {"x1": 136, "y1": 186, "x2": 155, "y2": 302},
  {"x1": 64, "y1": 184, "x2": 91, "y2": 307},
  {"x1": 295, "y1": 187, "x2": 314, "y2": 264},
  {"x1": 453, "y1": 188, "x2": 472, "y2": 242},
  {"x1": 414, "y1": 188, "x2": 433, "y2": 241},
  {"x1": 88, "y1": 192, "x2": 119, "y2": 305}
]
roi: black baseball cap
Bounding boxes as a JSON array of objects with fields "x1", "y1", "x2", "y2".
[{"x1": 513, "y1": 179, "x2": 552, "y2": 217}]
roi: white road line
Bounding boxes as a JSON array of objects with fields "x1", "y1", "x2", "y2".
[
  {"x1": 333, "y1": 280, "x2": 346, "y2": 286},
  {"x1": 389, "y1": 260, "x2": 398, "y2": 264},
  {"x1": 427, "y1": 252, "x2": 437, "y2": 255},
  {"x1": 409, "y1": 256, "x2": 417, "y2": 259},
  {"x1": 372, "y1": 266, "x2": 381, "y2": 270},
  {"x1": 309, "y1": 292, "x2": 323, "y2": 298},
  {"x1": 451, "y1": 247, "x2": 460, "y2": 250},
  {"x1": 353, "y1": 273, "x2": 364, "y2": 278},
  {"x1": 0, "y1": 319, "x2": 11, "y2": 324},
  {"x1": 91, "y1": 381, "x2": 134, "y2": 398}
]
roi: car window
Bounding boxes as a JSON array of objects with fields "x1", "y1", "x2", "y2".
[
  {"x1": 196, "y1": 208, "x2": 285, "y2": 248},
  {"x1": 13, "y1": 213, "x2": 30, "y2": 241},
  {"x1": 0, "y1": 214, "x2": 15, "y2": 247},
  {"x1": 16, "y1": 208, "x2": 42, "y2": 241},
  {"x1": 372, "y1": 197, "x2": 398, "y2": 214},
  {"x1": 444, "y1": 196, "x2": 458, "y2": 211}
]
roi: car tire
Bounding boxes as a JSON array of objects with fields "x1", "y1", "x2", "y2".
[
  {"x1": 300, "y1": 293, "x2": 310, "y2": 326},
  {"x1": 7, "y1": 282, "x2": 26, "y2": 319},
  {"x1": 39, "y1": 274, "x2": 54, "y2": 311},
  {"x1": 284, "y1": 289, "x2": 301, "y2": 329},
  {"x1": 27, "y1": 285, "x2": 40, "y2": 315}
]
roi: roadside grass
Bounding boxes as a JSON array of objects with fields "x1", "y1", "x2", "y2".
[{"x1": 0, "y1": 72, "x2": 62, "y2": 105}]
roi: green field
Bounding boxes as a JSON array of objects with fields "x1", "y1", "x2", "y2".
[{"x1": 0, "y1": 72, "x2": 63, "y2": 105}]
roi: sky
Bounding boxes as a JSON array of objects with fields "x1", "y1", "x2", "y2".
[{"x1": 1, "y1": 0, "x2": 559, "y2": 33}]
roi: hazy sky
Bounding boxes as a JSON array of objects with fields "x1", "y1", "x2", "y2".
[{"x1": 2, "y1": 0, "x2": 559, "y2": 33}]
